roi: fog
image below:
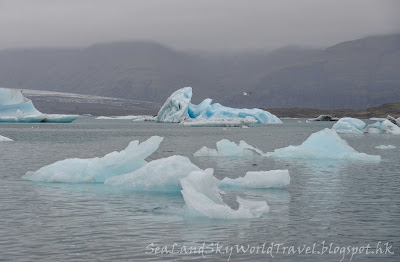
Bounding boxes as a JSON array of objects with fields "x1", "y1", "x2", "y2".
[{"x1": 0, "y1": 0, "x2": 399, "y2": 51}]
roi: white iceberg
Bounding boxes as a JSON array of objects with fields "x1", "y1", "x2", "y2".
[
  {"x1": 193, "y1": 139, "x2": 265, "y2": 157},
  {"x1": 364, "y1": 119, "x2": 400, "y2": 135},
  {"x1": 181, "y1": 116, "x2": 257, "y2": 127},
  {"x1": 95, "y1": 115, "x2": 155, "y2": 121},
  {"x1": 105, "y1": 155, "x2": 201, "y2": 192},
  {"x1": 181, "y1": 169, "x2": 270, "y2": 219},
  {"x1": 0, "y1": 135, "x2": 13, "y2": 142},
  {"x1": 156, "y1": 87, "x2": 281, "y2": 124},
  {"x1": 332, "y1": 117, "x2": 366, "y2": 134},
  {"x1": 266, "y1": 128, "x2": 381, "y2": 162},
  {"x1": 22, "y1": 136, "x2": 163, "y2": 183},
  {"x1": 220, "y1": 170, "x2": 290, "y2": 189},
  {"x1": 375, "y1": 145, "x2": 396, "y2": 149},
  {"x1": 0, "y1": 88, "x2": 78, "y2": 123}
]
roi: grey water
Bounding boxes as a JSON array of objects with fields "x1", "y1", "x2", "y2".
[{"x1": 0, "y1": 119, "x2": 399, "y2": 261}]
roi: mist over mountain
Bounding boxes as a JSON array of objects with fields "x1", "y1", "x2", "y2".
[{"x1": 0, "y1": 34, "x2": 399, "y2": 109}]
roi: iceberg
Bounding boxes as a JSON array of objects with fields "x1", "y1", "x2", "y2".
[
  {"x1": 105, "y1": 155, "x2": 201, "y2": 192},
  {"x1": 22, "y1": 136, "x2": 163, "y2": 183},
  {"x1": 308, "y1": 115, "x2": 339, "y2": 121},
  {"x1": 375, "y1": 145, "x2": 396, "y2": 149},
  {"x1": 0, "y1": 135, "x2": 13, "y2": 142},
  {"x1": 364, "y1": 120, "x2": 400, "y2": 135},
  {"x1": 193, "y1": 139, "x2": 265, "y2": 157},
  {"x1": 0, "y1": 88, "x2": 78, "y2": 123},
  {"x1": 266, "y1": 128, "x2": 381, "y2": 162},
  {"x1": 156, "y1": 87, "x2": 281, "y2": 124},
  {"x1": 181, "y1": 169, "x2": 270, "y2": 219},
  {"x1": 95, "y1": 115, "x2": 155, "y2": 121},
  {"x1": 220, "y1": 170, "x2": 290, "y2": 189},
  {"x1": 181, "y1": 117, "x2": 257, "y2": 127},
  {"x1": 332, "y1": 117, "x2": 366, "y2": 134}
]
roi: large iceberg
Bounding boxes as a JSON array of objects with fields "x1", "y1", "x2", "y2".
[
  {"x1": 266, "y1": 128, "x2": 381, "y2": 162},
  {"x1": 22, "y1": 136, "x2": 163, "y2": 183},
  {"x1": 364, "y1": 119, "x2": 400, "y2": 135},
  {"x1": 105, "y1": 155, "x2": 201, "y2": 192},
  {"x1": 194, "y1": 139, "x2": 265, "y2": 157},
  {"x1": 181, "y1": 169, "x2": 270, "y2": 219},
  {"x1": 0, "y1": 135, "x2": 13, "y2": 142},
  {"x1": 332, "y1": 117, "x2": 366, "y2": 134},
  {"x1": 156, "y1": 87, "x2": 282, "y2": 124},
  {"x1": 220, "y1": 170, "x2": 290, "y2": 189},
  {"x1": 0, "y1": 88, "x2": 78, "y2": 123}
]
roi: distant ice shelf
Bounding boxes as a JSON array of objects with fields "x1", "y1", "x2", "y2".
[
  {"x1": 0, "y1": 87, "x2": 78, "y2": 123},
  {"x1": 156, "y1": 87, "x2": 282, "y2": 124}
]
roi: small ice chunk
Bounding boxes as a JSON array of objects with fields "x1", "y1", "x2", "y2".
[
  {"x1": 95, "y1": 115, "x2": 155, "y2": 121},
  {"x1": 105, "y1": 155, "x2": 201, "y2": 192},
  {"x1": 266, "y1": 128, "x2": 380, "y2": 162},
  {"x1": 22, "y1": 136, "x2": 163, "y2": 183},
  {"x1": 181, "y1": 170, "x2": 270, "y2": 219},
  {"x1": 332, "y1": 117, "x2": 366, "y2": 134},
  {"x1": 220, "y1": 170, "x2": 290, "y2": 189},
  {"x1": 0, "y1": 135, "x2": 13, "y2": 142},
  {"x1": 375, "y1": 145, "x2": 396, "y2": 149},
  {"x1": 193, "y1": 139, "x2": 265, "y2": 157}
]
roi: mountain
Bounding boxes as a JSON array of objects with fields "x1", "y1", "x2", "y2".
[
  {"x1": 0, "y1": 34, "x2": 399, "y2": 110},
  {"x1": 235, "y1": 34, "x2": 400, "y2": 109}
]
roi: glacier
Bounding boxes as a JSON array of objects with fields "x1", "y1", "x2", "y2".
[
  {"x1": 375, "y1": 145, "x2": 396, "y2": 149},
  {"x1": 364, "y1": 119, "x2": 400, "y2": 135},
  {"x1": 193, "y1": 139, "x2": 265, "y2": 157},
  {"x1": 181, "y1": 169, "x2": 270, "y2": 219},
  {"x1": 332, "y1": 117, "x2": 366, "y2": 134},
  {"x1": 0, "y1": 135, "x2": 13, "y2": 142},
  {"x1": 156, "y1": 87, "x2": 282, "y2": 124},
  {"x1": 104, "y1": 155, "x2": 201, "y2": 192},
  {"x1": 266, "y1": 128, "x2": 381, "y2": 162},
  {"x1": 220, "y1": 170, "x2": 290, "y2": 189},
  {"x1": 0, "y1": 88, "x2": 78, "y2": 123},
  {"x1": 22, "y1": 136, "x2": 163, "y2": 183}
]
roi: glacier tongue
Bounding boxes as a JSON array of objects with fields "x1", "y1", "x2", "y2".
[
  {"x1": 266, "y1": 128, "x2": 381, "y2": 162},
  {"x1": 22, "y1": 136, "x2": 164, "y2": 183},
  {"x1": 181, "y1": 169, "x2": 270, "y2": 219},
  {"x1": 0, "y1": 87, "x2": 78, "y2": 123},
  {"x1": 156, "y1": 87, "x2": 282, "y2": 124}
]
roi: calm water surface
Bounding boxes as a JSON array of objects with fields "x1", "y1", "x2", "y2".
[{"x1": 0, "y1": 119, "x2": 399, "y2": 261}]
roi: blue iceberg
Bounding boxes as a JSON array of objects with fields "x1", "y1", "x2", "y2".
[
  {"x1": 22, "y1": 136, "x2": 164, "y2": 183},
  {"x1": 332, "y1": 117, "x2": 366, "y2": 134},
  {"x1": 156, "y1": 87, "x2": 282, "y2": 124},
  {"x1": 0, "y1": 87, "x2": 78, "y2": 123},
  {"x1": 364, "y1": 119, "x2": 400, "y2": 135},
  {"x1": 266, "y1": 128, "x2": 381, "y2": 162}
]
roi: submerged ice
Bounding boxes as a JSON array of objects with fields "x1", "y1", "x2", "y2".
[
  {"x1": 22, "y1": 136, "x2": 163, "y2": 183},
  {"x1": 267, "y1": 128, "x2": 381, "y2": 162},
  {"x1": 0, "y1": 88, "x2": 78, "y2": 123},
  {"x1": 156, "y1": 87, "x2": 281, "y2": 124},
  {"x1": 181, "y1": 169, "x2": 270, "y2": 219}
]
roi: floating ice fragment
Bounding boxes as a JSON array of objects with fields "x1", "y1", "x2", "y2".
[
  {"x1": 105, "y1": 155, "x2": 201, "y2": 192},
  {"x1": 0, "y1": 135, "x2": 13, "y2": 142},
  {"x1": 156, "y1": 87, "x2": 192, "y2": 123},
  {"x1": 95, "y1": 115, "x2": 155, "y2": 121},
  {"x1": 181, "y1": 117, "x2": 257, "y2": 127},
  {"x1": 364, "y1": 120, "x2": 400, "y2": 135},
  {"x1": 181, "y1": 170, "x2": 270, "y2": 219},
  {"x1": 220, "y1": 170, "x2": 290, "y2": 189},
  {"x1": 375, "y1": 145, "x2": 396, "y2": 149},
  {"x1": 266, "y1": 128, "x2": 380, "y2": 162},
  {"x1": 22, "y1": 136, "x2": 163, "y2": 183},
  {"x1": 193, "y1": 139, "x2": 265, "y2": 157},
  {"x1": 332, "y1": 117, "x2": 366, "y2": 134}
]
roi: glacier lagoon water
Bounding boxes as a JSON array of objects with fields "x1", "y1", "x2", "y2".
[{"x1": 0, "y1": 119, "x2": 399, "y2": 261}]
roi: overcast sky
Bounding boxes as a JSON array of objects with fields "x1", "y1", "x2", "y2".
[{"x1": 0, "y1": 0, "x2": 399, "y2": 51}]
